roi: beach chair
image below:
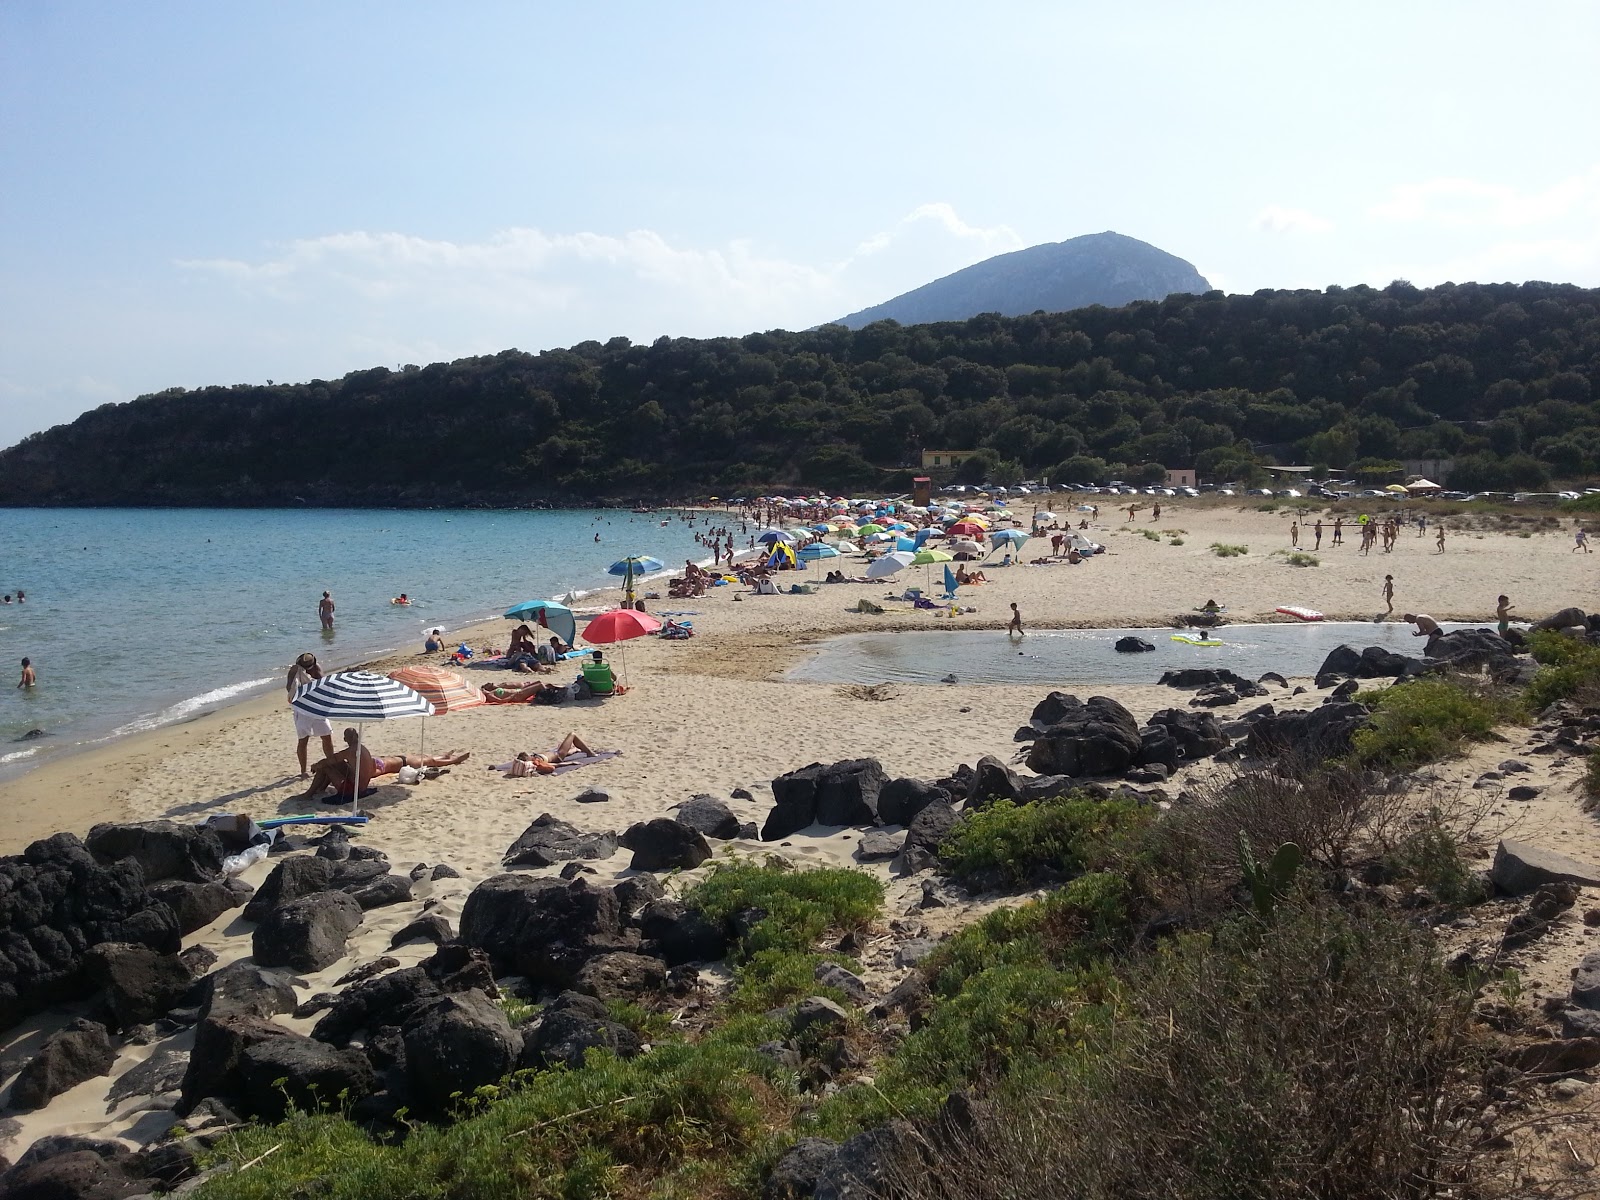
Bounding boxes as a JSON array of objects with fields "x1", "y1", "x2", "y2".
[{"x1": 581, "y1": 660, "x2": 617, "y2": 697}]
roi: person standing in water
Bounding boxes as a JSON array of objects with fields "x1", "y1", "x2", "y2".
[
  {"x1": 1007, "y1": 602, "x2": 1024, "y2": 636},
  {"x1": 318, "y1": 591, "x2": 335, "y2": 630},
  {"x1": 18, "y1": 658, "x2": 36, "y2": 688}
]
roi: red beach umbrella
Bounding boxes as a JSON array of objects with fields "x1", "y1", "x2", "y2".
[{"x1": 581, "y1": 608, "x2": 663, "y2": 685}]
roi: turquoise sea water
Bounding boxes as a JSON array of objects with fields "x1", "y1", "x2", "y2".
[{"x1": 0, "y1": 508, "x2": 725, "y2": 779}]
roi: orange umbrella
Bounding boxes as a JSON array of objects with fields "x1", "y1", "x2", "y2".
[{"x1": 386, "y1": 666, "x2": 485, "y2": 713}]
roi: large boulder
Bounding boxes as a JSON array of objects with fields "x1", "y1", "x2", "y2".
[
  {"x1": 619, "y1": 818, "x2": 712, "y2": 871},
  {"x1": 1490, "y1": 840, "x2": 1600, "y2": 896},
  {"x1": 311, "y1": 965, "x2": 440, "y2": 1048},
  {"x1": 1359, "y1": 645, "x2": 1424, "y2": 678},
  {"x1": 875, "y1": 779, "x2": 948, "y2": 827},
  {"x1": 239, "y1": 1034, "x2": 377, "y2": 1122},
  {"x1": 574, "y1": 951, "x2": 668, "y2": 1001},
  {"x1": 1531, "y1": 607, "x2": 1590, "y2": 633},
  {"x1": 241, "y1": 855, "x2": 335, "y2": 923},
  {"x1": 675, "y1": 796, "x2": 743, "y2": 840},
  {"x1": 1115, "y1": 636, "x2": 1155, "y2": 653},
  {"x1": 1025, "y1": 695, "x2": 1143, "y2": 777},
  {"x1": 1245, "y1": 702, "x2": 1369, "y2": 761},
  {"x1": 196, "y1": 961, "x2": 298, "y2": 1022},
  {"x1": 459, "y1": 874, "x2": 628, "y2": 986},
  {"x1": 612, "y1": 873, "x2": 666, "y2": 920},
  {"x1": 403, "y1": 990, "x2": 522, "y2": 1116},
  {"x1": 0, "y1": 832, "x2": 181, "y2": 1032},
  {"x1": 501, "y1": 814, "x2": 619, "y2": 868},
  {"x1": 1158, "y1": 668, "x2": 1255, "y2": 691},
  {"x1": 83, "y1": 943, "x2": 194, "y2": 1029},
  {"x1": 1315, "y1": 644, "x2": 1363, "y2": 678},
  {"x1": 902, "y1": 802, "x2": 960, "y2": 874},
  {"x1": 1136, "y1": 726, "x2": 1180, "y2": 771},
  {"x1": 966, "y1": 756, "x2": 1021, "y2": 809},
  {"x1": 519, "y1": 991, "x2": 642, "y2": 1072},
  {"x1": 148, "y1": 879, "x2": 243, "y2": 936},
  {"x1": 639, "y1": 899, "x2": 728, "y2": 965},
  {"x1": 84, "y1": 820, "x2": 224, "y2": 885},
  {"x1": 0, "y1": 1143, "x2": 143, "y2": 1200},
  {"x1": 345, "y1": 873, "x2": 413, "y2": 911},
  {"x1": 8, "y1": 1018, "x2": 115, "y2": 1110},
  {"x1": 180, "y1": 1013, "x2": 300, "y2": 1112},
  {"x1": 1145, "y1": 709, "x2": 1230, "y2": 762},
  {"x1": 1425, "y1": 628, "x2": 1517, "y2": 670},
  {"x1": 251, "y1": 891, "x2": 363, "y2": 972},
  {"x1": 763, "y1": 759, "x2": 886, "y2": 839},
  {"x1": 1572, "y1": 950, "x2": 1600, "y2": 1010}
]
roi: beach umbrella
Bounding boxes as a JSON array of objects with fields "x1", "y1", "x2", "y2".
[
  {"x1": 991, "y1": 528, "x2": 1029, "y2": 548},
  {"x1": 502, "y1": 599, "x2": 576, "y2": 648},
  {"x1": 607, "y1": 555, "x2": 665, "y2": 604},
  {"x1": 910, "y1": 547, "x2": 953, "y2": 565},
  {"x1": 757, "y1": 529, "x2": 799, "y2": 544},
  {"x1": 1032, "y1": 511, "x2": 1057, "y2": 523},
  {"x1": 947, "y1": 521, "x2": 985, "y2": 538},
  {"x1": 950, "y1": 538, "x2": 984, "y2": 556},
  {"x1": 387, "y1": 665, "x2": 484, "y2": 754},
  {"x1": 855, "y1": 523, "x2": 885, "y2": 535},
  {"x1": 799, "y1": 543, "x2": 840, "y2": 573},
  {"x1": 292, "y1": 671, "x2": 434, "y2": 813},
  {"x1": 866, "y1": 551, "x2": 915, "y2": 578},
  {"x1": 582, "y1": 607, "x2": 662, "y2": 685},
  {"x1": 811, "y1": 523, "x2": 836, "y2": 533}
]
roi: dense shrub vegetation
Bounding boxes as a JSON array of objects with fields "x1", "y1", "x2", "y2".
[
  {"x1": 1349, "y1": 678, "x2": 1513, "y2": 768},
  {"x1": 2, "y1": 280, "x2": 1597, "y2": 504}
]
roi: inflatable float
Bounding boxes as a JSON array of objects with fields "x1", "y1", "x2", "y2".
[
  {"x1": 1275, "y1": 605, "x2": 1324, "y2": 621},
  {"x1": 1171, "y1": 632, "x2": 1224, "y2": 647}
]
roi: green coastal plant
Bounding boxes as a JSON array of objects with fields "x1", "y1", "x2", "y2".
[
  {"x1": 937, "y1": 795, "x2": 1150, "y2": 889},
  {"x1": 1210, "y1": 542, "x2": 1249, "y2": 557},
  {"x1": 1236, "y1": 833, "x2": 1302, "y2": 917},
  {"x1": 1282, "y1": 551, "x2": 1319, "y2": 567},
  {"x1": 1349, "y1": 678, "x2": 1508, "y2": 768}
]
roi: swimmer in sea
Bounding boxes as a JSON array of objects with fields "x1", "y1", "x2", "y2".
[
  {"x1": 18, "y1": 658, "x2": 35, "y2": 689},
  {"x1": 393, "y1": 593, "x2": 411, "y2": 605}
]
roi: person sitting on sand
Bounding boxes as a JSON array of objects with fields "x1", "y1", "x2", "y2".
[
  {"x1": 508, "y1": 624, "x2": 540, "y2": 657},
  {"x1": 1403, "y1": 613, "x2": 1441, "y2": 639},
  {"x1": 301, "y1": 728, "x2": 470, "y2": 801},
  {"x1": 424, "y1": 629, "x2": 444, "y2": 653},
  {"x1": 1200, "y1": 598, "x2": 1222, "y2": 612},
  {"x1": 1067, "y1": 547, "x2": 1082, "y2": 563},
  {"x1": 498, "y1": 732, "x2": 600, "y2": 776}
]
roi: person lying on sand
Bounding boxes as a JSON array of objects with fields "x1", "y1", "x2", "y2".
[
  {"x1": 494, "y1": 732, "x2": 605, "y2": 776},
  {"x1": 299, "y1": 728, "x2": 470, "y2": 801}
]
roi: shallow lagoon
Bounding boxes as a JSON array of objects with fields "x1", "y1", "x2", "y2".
[{"x1": 787, "y1": 621, "x2": 1477, "y2": 688}]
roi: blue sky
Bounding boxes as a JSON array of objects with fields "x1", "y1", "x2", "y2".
[{"x1": 3, "y1": 1, "x2": 1598, "y2": 446}]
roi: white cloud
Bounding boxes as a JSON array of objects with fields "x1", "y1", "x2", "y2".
[
  {"x1": 1254, "y1": 205, "x2": 1333, "y2": 235},
  {"x1": 1368, "y1": 164, "x2": 1600, "y2": 228},
  {"x1": 177, "y1": 204, "x2": 1027, "y2": 343}
]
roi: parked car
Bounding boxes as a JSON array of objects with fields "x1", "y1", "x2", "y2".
[
  {"x1": 1178, "y1": 486, "x2": 1199, "y2": 497},
  {"x1": 1279, "y1": 489, "x2": 1303, "y2": 498},
  {"x1": 1249, "y1": 488, "x2": 1275, "y2": 497}
]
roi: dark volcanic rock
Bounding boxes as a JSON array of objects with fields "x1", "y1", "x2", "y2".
[
  {"x1": 574, "y1": 951, "x2": 668, "y2": 1001},
  {"x1": 502, "y1": 813, "x2": 619, "y2": 868},
  {"x1": 762, "y1": 759, "x2": 886, "y2": 838},
  {"x1": 310, "y1": 965, "x2": 440, "y2": 1047},
  {"x1": 1115, "y1": 636, "x2": 1155, "y2": 653},
  {"x1": 612, "y1": 873, "x2": 666, "y2": 919},
  {"x1": 241, "y1": 855, "x2": 335, "y2": 923},
  {"x1": 84, "y1": 820, "x2": 224, "y2": 884},
  {"x1": 83, "y1": 943, "x2": 194, "y2": 1028},
  {"x1": 856, "y1": 830, "x2": 903, "y2": 862},
  {"x1": 149, "y1": 879, "x2": 242, "y2": 936},
  {"x1": 389, "y1": 914, "x2": 454, "y2": 949},
  {"x1": 966, "y1": 755, "x2": 1021, "y2": 808},
  {"x1": 239, "y1": 1034, "x2": 376, "y2": 1121},
  {"x1": 180, "y1": 1014, "x2": 299, "y2": 1112},
  {"x1": 0, "y1": 832, "x2": 181, "y2": 1032},
  {"x1": 1158, "y1": 668, "x2": 1254, "y2": 690},
  {"x1": 459, "y1": 874, "x2": 628, "y2": 986},
  {"x1": 1245, "y1": 702, "x2": 1369, "y2": 761},
  {"x1": 196, "y1": 961, "x2": 298, "y2": 1022},
  {"x1": 619, "y1": 818, "x2": 712, "y2": 871},
  {"x1": 251, "y1": 891, "x2": 363, "y2": 972},
  {"x1": 1425, "y1": 628, "x2": 1517, "y2": 670},
  {"x1": 520, "y1": 991, "x2": 642, "y2": 1071},
  {"x1": 9, "y1": 1019, "x2": 115, "y2": 1110},
  {"x1": 345, "y1": 873, "x2": 413, "y2": 910},
  {"x1": 902, "y1": 802, "x2": 960, "y2": 874},
  {"x1": 639, "y1": 898, "x2": 728, "y2": 965},
  {"x1": 676, "y1": 795, "x2": 743, "y2": 840},
  {"x1": 1145, "y1": 709, "x2": 1230, "y2": 762},
  {"x1": 0, "y1": 1145, "x2": 142, "y2": 1200},
  {"x1": 1025, "y1": 695, "x2": 1143, "y2": 777},
  {"x1": 403, "y1": 991, "x2": 521, "y2": 1115},
  {"x1": 875, "y1": 779, "x2": 947, "y2": 826}
]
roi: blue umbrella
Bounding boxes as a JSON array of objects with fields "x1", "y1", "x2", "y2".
[
  {"x1": 798, "y1": 543, "x2": 840, "y2": 560},
  {"x1": 991, "y1": 529, "x2": 1029, "y2": 547},
  {"x1": 503, "y1": 599, "x2": 576, "y2": 648},
  {"x1": 608, "y1": 555, "x2": 665, "y2": 603}
]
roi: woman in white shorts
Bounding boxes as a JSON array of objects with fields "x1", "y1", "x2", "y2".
[{"x1": 286, "y1": 653, "x2": 336, "y2": 778}]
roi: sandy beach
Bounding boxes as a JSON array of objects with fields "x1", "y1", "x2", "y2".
[{"x1": 1, "y1": 500, "x2": 1595, "y2": 1158}]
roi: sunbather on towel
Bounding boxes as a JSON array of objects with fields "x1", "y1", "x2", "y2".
[
  {"x1": 300, "y1": 728, "x2": 470, "y2": 800},
  {"x1": 497, "y1": 732, "x2": 603, "y2": 776}
]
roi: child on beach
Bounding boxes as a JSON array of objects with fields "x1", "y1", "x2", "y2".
[
  {"x1": 1383, "y1": 575, "x2": 1394, "y2": 615},
  {"x1": 17, "y1": 658, "x2": 35, "y2": 689},
  {"x1": 1496, "y1": 595, "x2": 1515, "y2": 636},
  {"x1": 1008, "y1": 603, "x2": 1024, "y2": 636}
]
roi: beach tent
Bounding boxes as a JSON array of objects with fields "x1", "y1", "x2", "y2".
[
  {"x1": 292, "y1": 671, "x2": 433, "y2": 813},
  {"x1": 503, "y1": 599, "x2": 577, "y2": 648},
  {"x1": 1407, "y1": 478, "x2": 1442, "y2": 493}
]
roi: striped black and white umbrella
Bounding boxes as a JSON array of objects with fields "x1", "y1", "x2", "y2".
[
  {"x1": 291, "y1": 672, "x2": 433, "y2": 812},
  {"x1": 291, "y1": 671, "x2": 435, "y2": 721}
]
